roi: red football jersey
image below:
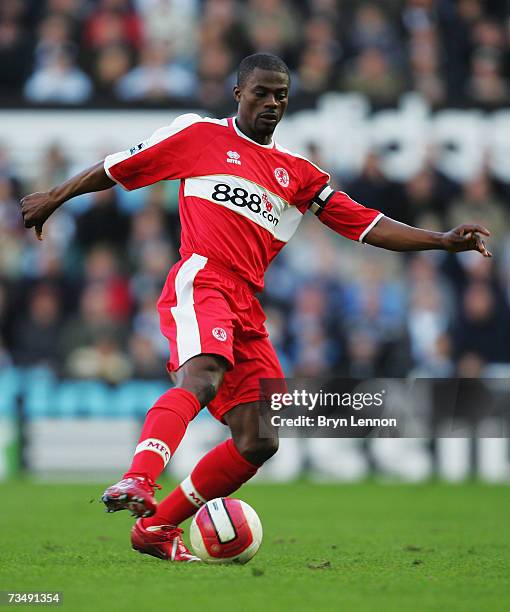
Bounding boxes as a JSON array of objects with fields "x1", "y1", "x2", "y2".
[{"x1": 104, "y1": 114, "x2": 383, "y2": 291}]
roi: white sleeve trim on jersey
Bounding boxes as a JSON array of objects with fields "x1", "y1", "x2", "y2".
[
  {"x1": 274, "y1": 142, "x2": 331, "y2": 183},
  {"x1": 103, "y1": 159, "x2": 119, "y2": 186},
  {"x1": 103, "y1": 113, "x2": 228, "y2": 190},
  {"x1": 359, "y1": 212, "x2": 385, "y2": 243}
]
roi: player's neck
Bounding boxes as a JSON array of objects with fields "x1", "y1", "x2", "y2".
[{"x1": 234, "y1": 117, "x2": 273, "y2": 146}]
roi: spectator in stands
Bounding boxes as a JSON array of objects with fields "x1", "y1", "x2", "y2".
[
  {"x1": 82, "y1": 245, "x2": 131, "y2": 322},
  {"x1": 0, "y1": 17, "x2": 31, "y2": 96},
  {"x1": 24, "y1": 47, "x2": 93, "y2": 104},
  {"x1": 127, "y1": 204, "x2": 171, "y2": 265},
  {"x1": 304, "y1": 13, "x2": 340, "y2": 52},
  {"x1": 408, "y1": 282, "x2": 449, "y2": 368},
  {"x1": 82, "y1": 0, "x2": 143, "y2": 52},
  {"x1": 344, "y1": 258, "x2": 407, "y2": 348},
  {"x1": 67, "y1": 333, "x2": 132, "y2": 382},
  {"x1": 130, "y1": 240, "x2": 175, "y2": 304},
  {"x1": 408, "y1": 27, "x2": 445, "y2": 106},
  {"x1": 0, "y1": 281, "x2": 14, "y2": 359},
  {"x1": 448, "y1": 173, "x2": 508, "y2": 244},
  {"x1": 92, "y1": 44, "x2": 132, "y2": 101},
  {"x1": 195, "y1": 43, "x2": 233, "y2": 109},
  {"x1": 247, "y1": 19, "x2": 290, "y2": 63},
  {"x1": 466, "y1": 48, "x2": 508, "y2": 105},
  {"x1": 129, "y1": 332, "x2": 165, "y2": 379},
  {"x1": 345, "y1": 152, "x2": 404, "y2": 221},
  {"x1": 199, "y1": 0, "x2": 249, "y2": 63},
  {"x1": 12, "y1": 284, "x2": 62, "y2": 368},
  {"x1": 454, "y1": 282, "x2": 510, "y2": 364},
  {"x1": 264, "y1": 305, "x2": 291, "y2": 373},
  {"x1": 33, "y1": 13, "x2": 77, "y2": 69},
  {"x1": 294, "y1": 44, "x2": 336, "y2": 96},
  {"x1": 347, "y1": 3, "x2": 402, "y2": 67},
  {"x1": 132, "y1": 293, "x2": 168, "y2": 360},
  {"x1": 0, "y1": 172, "x2": 25, "y2": 278},
  {"x1": 134, "y1": 0, "x2": 198, "y2": 61},
  {"x1": 75, "y1": 188, "x2": 128, "y2": 248},
  {"x1": 341, "y1": 47, "x2": 405, "y2": 105},
  {"x1": 401, "y1": 168, "x2": 444, "y2": 226},
  {"x1": 306, "y1": 0, "x2": 340, "y2": 20},
  {"x1": 116, "y1": 40, "x2": 196, "y2": 101},
  {"x1": 243, "y1": 0, "x2": 301, "y2": 61},
  {"x1": 34, "y1": 143, "x2": 70, "y2": 192},
  {"x1": 465, "y1": 15, "x2": 506, "y2": 106},
  {"x1": 288, "y1": 282, "x2": 339, "y2": 376},
  {"x1": 344, "y1": 328, "x2": 380, "y2": 378},
  {"x1": 46, "y1": 0, "x2": 83, "y2": 21},
  {"x1": 59, "y1": 283, "x2": 128, "y2": 365},
  {"x1": 471, "y1": 18, "x2": 505, "y2": 56}
]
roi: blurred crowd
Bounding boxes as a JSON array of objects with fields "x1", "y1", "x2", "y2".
[
  {"x1": 1, "y1": 0, "x2": 510, "y2": 383},
  {"x1": 1, "y1": 139, "x2": 510, "y2": 383},
  {"x1": 2, "y1": 0, "x2": 510, "y2": 110}
]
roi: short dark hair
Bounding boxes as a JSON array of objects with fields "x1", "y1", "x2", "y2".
[{"x1": 237, "y1": 53, "x2": 290, "y2": 87}]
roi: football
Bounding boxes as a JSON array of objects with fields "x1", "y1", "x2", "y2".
[{"x1": 189, "y1": 498, "x2": 263, "y2": 564}]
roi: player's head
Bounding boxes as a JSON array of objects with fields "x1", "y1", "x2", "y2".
[{"x1": 234, "y1": 54, "x2": 290, "y2": 143}]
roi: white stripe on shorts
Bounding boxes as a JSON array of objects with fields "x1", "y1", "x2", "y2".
[
  {"x1": 171, "y1": 253, "x2": 208, "y2": 366},
  {"x1": 180, "y1": 475, "x2": 206, "y2": 508}
]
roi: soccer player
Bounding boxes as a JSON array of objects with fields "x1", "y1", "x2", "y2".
[{"x1": 20, "y1": 54, "x2": 491, "y2": 562}]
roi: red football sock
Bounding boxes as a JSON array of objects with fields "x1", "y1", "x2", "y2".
[
  {"x1": 143, "y1": 438, "x2": 258, "y2": 527},
  {"x1": 124, "y1": 387, "x2": 200, "y2": 483}
]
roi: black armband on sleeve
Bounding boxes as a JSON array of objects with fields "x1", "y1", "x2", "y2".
[{"x1": 309, "y1": 184, "x2": 335, "y2": 216}]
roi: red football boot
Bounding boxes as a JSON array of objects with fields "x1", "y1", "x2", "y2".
[
  {"x1": 102, "y1": 477, "x2": 161, "y2": 518},
  {"x1": 131, "y1": 520, "x2": 201, "y2": 562}
]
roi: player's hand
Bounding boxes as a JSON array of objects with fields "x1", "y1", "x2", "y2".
[
  {"x1": 20, "y1": 191, "x2": 59, "y2": 240},
  {"x1": 441, "y1": 224, "x2": 492, "y2": 257}
]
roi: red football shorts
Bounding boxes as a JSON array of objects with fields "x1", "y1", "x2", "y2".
[{"x1": 157, "y1": 252, "x2": 284, "y2": 422}]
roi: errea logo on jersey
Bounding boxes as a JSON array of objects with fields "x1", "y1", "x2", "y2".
[{"x1": 226, "y1": 151, "x2": 241, "y2": 165}]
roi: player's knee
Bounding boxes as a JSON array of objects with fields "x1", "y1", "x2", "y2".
[
  {"x1": 236, "y1": 435, "x2": 279, "y2": 465},
  {"x1": 176, "y1": 377, "x2": 219, "y2": 407},
  {"x1": 174, "y1": 355, "x2": 227, "y2": 407},
  {"x1": 195, "y1": 380, "x2": 219, "y2": 407}
]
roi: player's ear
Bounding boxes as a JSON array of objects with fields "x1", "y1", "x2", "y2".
[{"x1": 233, "y1": 85, "x2": 241, "y2": 103}]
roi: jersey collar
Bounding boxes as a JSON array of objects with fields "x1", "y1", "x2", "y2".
[{"x1": 231, "y1": 117, "x2": 275, "y2": 149}]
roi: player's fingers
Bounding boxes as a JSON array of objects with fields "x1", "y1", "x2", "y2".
[
  {"x1": 474, "y1": 234, "x2": 491, "y2": 257},
  {"x1": 469, "y1": 224, "x2": 491, "y2": 237},
  {"x1": 35, "y1": 225, "x2": 43, "y2": 241},
  {"x1": 458, "y1": 224, "x2": 490, "y2": 237},
  {"x1": 480, "y1": 242, "x2": 492, "y2": 258}
]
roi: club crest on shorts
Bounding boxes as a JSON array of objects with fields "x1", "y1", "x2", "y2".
[
  {"x1": 212, "y1": 327, "x2": 228, "y2": 341},
  {"x1": 274, "y1": 167, "x2": 289, "y2": 188}
]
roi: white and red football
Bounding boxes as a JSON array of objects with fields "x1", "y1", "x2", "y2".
[{"x1": 189, "y1": 498, "x2": 263, "y2": 564}]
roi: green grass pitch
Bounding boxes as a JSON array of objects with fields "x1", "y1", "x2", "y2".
[{"x1": 1, "y1": 481, "x2": 509, "y2": 611}]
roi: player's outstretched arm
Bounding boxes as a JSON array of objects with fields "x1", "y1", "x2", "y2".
[
  {"x1": 364, "y1": 216, "x2": 492, "y2": 258},
  {"x1": 20, "y1": 161, "x2": 115, "y2": 240}
]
